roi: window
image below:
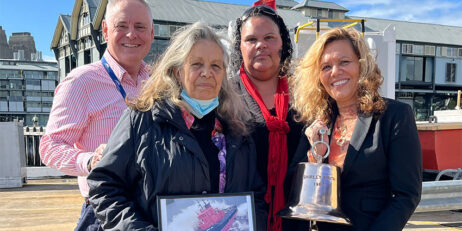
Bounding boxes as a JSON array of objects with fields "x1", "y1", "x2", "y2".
[
  {"x1": 436, "y1": 47, "x2": 441, "y2": 57},
  {"x1": 25, "y1": 91, "x2": 41, "y2": 97},
  {"x1": 0, "y1": 70, "x2": 20, "y2": 79},
  {"x1": 154, "y1": 24, "x2": 171, "y2": 37},
  {"x1": 442, "y1": 47, "x2": 458, "y2": 57},
  {"x1": 448, "y1": 48, "x2": 458, "y2": 57},
  {"x1": 310, "y1": 8, "x2": 317, "y2": 17},
  {"x1": 425, "y1": 57, "x2": 433, "y2": 83},
  {"x1": 159, "y1": 25, "x2": 169, "y2": 37},
  {"x1": 9, "y1": 80, "x2": 23, "y2": 90},
  {"x1": 0, "y1": 80, "x2": 8, "y2": 89},
  {"x1": 424, "y1": 45, "x2": 435, "y2": 56},
  {"x1": 399, "y1": 56, "x2": 432, "y2": 83},
  {"x1": 25, "y1": 79, "x2": 41, "y2": 90},
  {"x1": 10, "y1": 91, "x2": 22, "y2": 96},
  {"x1": 402, "y1": 44, "x2": 413, "y2": 54},
  {"x1": 400, "y1": 56, "x2": 422, "y2": 81},
  {"x1": 328, "y1": 10, "x2": 333, "y2": 18},
  {"x1": 446, "y1": 63, "x2": 456, "y2": 82},
  {"x1": 86, "y1": 38, "x2": 92, "y2": 48},
  {"x1": 45, "y1": 71, "x2": 57, "y2": 80},
  {"x1": 24, "y1": 71, "x2": 43, "y2": 79},
  {"x1": 84, "y1": 50, "x2": 91, "y2": 64},
  {"x1": 26, "y1": 101, "x2": 41, "y2": 112},
  {"x1": 317, "y1": 8, "x2": 322, "y2": 17},
  {"x1": 413, "y1": 45, "x2": 424, "y2": 55}
]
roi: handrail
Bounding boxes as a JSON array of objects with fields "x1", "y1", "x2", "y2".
[
  {"x1": 415, "y1": 180, "x2": 462, "y2": 213},
  {"x1": 295, "y1": 18, "x2": 366, "y2": 42}
]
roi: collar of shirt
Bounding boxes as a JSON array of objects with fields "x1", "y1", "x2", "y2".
[{"x1": 102, "y1": 51, "x2": 150, "y2": 85}]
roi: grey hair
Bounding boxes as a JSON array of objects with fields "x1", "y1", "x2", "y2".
[
  {"x1": 132, "y1": 21, "x2": 251, "y2": 135},
  {"x1": 105, "y1": 0, "x2": 153, "y2": 24}
]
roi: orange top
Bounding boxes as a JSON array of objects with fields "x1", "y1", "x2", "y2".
[{"x1": 329, "y1": 117, "x2": 357, "y2": 169}]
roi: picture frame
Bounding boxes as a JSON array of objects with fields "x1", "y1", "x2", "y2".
[{"x1": 157, "y1": 192, "x2": 257, "y2": 231}]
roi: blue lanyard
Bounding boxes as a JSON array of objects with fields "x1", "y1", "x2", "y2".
[{"x1": 101, "y1": 57, "x2": 126, "y2": 99}]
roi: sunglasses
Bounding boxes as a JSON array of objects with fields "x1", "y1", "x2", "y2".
[{"x1": 240, "y1": 5, "x2": 278, "y2": 22}]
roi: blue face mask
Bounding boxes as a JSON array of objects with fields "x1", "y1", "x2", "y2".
[{"x1": 180, "y1": 89, "x2": 219, "y2": 119}]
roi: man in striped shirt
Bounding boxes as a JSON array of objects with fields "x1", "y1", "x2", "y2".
[{"x1": 39, "y1": 0, "x2": 154, "y2": 230}]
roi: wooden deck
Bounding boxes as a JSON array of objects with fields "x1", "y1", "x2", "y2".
[
  {"x1": 0, "y1": 178, "x2": 81, "y2": 231},
  {"x1": 0, "y1": 178, "x2": 460, "y2": 230}
]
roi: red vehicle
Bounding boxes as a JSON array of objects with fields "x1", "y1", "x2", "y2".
[{"x1": 197, "y1": 202, "x2": 237, "y2": 231}]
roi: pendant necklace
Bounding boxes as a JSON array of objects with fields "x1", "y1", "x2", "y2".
[{"x1": 335, "y1": 122, "x2": 347, "y2": 146}]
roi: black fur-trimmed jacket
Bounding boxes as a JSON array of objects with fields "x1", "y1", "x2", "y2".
[{"x1": 88, "y1": 100, "x2": 267, "y2": 230}]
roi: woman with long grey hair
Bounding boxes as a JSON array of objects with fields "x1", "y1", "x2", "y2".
[{"x1": 88, "y1": 22, "x2": 266, "y2": 230}]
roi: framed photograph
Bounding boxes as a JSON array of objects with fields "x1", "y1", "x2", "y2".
[{"x1": 157, "y1": 192, "x2": 256, "y2": 231}]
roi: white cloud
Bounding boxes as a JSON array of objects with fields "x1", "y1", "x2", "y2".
[{"x1": 338, "y1": 0, "x2": 462, "y2": 27}]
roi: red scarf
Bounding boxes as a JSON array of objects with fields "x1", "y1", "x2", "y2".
[{"x1": 240, "y1": 65, "x2": 289, "y2": 231}]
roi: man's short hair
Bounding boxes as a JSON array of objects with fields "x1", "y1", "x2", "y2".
[{"x1": 105, "y1": 0, "x2": 153, "y2": 24}]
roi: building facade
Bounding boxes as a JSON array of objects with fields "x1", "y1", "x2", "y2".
[
  {"x1": 0, "y1": 26, "x2": 12, "y2": 59},
  {"x1": 358, "y1": 18, "x2": 462, "y2": 120},
  {"x1": 52, "y1": 0, "x2": 462, "y2": 120},
  {"x1": 0, "y1": 59, "x2": 58, "y2": 126}
]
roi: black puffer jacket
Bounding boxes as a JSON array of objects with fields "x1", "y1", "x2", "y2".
[{"x1": 88, "y1": 100, "x2": 266, "y2": 231}]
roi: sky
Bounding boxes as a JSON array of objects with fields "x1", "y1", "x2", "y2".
[{"x1": 1, "y1": 0, "x2": 461, "y2": 61}]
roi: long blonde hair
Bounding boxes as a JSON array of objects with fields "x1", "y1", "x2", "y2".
[
  {"x1": 131, "y1": 22, "x2": 251, "y2": 135},
  {"x1": 291, "y1": 27, "x2": 386, "y2": 124}
]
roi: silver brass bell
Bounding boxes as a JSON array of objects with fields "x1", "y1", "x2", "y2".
[{"x1": 278, "y1": 128, "x2": 351, "y2": 225}]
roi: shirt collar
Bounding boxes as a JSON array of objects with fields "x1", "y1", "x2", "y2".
[{"x1": 102, "y1": 51, "x2": 150, "y2": 82}]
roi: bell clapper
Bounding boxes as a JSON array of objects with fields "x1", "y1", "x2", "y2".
[{"x1": 309, "y1": 220, "x2": 319, "y2": 231}]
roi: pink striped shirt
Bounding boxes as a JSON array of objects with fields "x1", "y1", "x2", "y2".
[{"x1": 39, "y1": 51, "x2": 150, "y2": 197}]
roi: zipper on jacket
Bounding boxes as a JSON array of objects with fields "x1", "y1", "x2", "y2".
[{"x1": 191, "y1": 159, "x2": 195, "y2": 192}]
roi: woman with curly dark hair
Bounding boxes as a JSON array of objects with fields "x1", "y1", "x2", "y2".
[
  {"x1": 229, "y1": 3, "x2": 309, "y2": 231},
  {"x1": 291, "y1": 27, "x2": 422, "y2": 231}
]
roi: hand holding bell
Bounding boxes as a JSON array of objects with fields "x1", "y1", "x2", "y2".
[
  {"x1": 305, "y1": 120, "x2": 330, "y2": 163},
  {"x1": 279, "y1": 121, "x2": 350, "y2": 226}
]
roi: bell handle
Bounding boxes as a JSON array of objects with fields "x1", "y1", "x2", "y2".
[{"x1": 311, "y1": 128, "x2": 330, "y2": 164}]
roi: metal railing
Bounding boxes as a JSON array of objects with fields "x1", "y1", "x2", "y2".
[
  {"x1": 23, "y1": 126, "x2": 45, "y2": 167},
  {"x1": 415, "y1": 180, "x2": 462, "y2": 212},
  {"x1": 19, "y1": 126, "x2": 462, "y2": 213}
]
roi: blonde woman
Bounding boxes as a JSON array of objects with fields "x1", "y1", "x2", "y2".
[
  {"x1": 291, "y1": 28, "x2": 422, "y2": 231},
  {"x1": 87, "y1": 22, "x2": 266, "y2": 230}
]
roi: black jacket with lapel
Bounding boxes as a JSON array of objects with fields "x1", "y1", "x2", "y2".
[{"x1": 303, "y1": 99, "x2": 422, "y2": 231}]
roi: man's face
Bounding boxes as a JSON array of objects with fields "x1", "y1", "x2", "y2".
[{"x1": 102, "y1": 0, "x2": 154, "y2": 69}]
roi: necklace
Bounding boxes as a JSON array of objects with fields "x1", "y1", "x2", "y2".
[{"x1": 335, "y1": 123, "x2": 347, "y2": 146}]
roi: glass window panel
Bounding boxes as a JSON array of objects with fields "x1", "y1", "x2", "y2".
[
  {"x1": 400, "y1": 56, "x2": 413, "y2": 81},
  {"x1": 445, "y1": 63, "x2": 456, "y2": 82},
  {"x1": 414, "y1": 57, "x2": 423, "y2": 81},
  {"x1": 154, "y1": 24, "x2": 159, "y2": 36},
  {"x1": 9, "y1": 80, "x2": 23, "y2": 89},
  {"x1": 424, "y1": 57, "x2": 433, "y2": 83},
  {"x1": 10, "y1": 91, "x2": 22, "y2": 96},
  {"x1": 317, "y1": 8, "x2": 322, "y2": 17},
  {"x1": 414, "y1": 45, "x2": 424, "y2": 55},
  {"x1": 159, "y1": 25, "x2": 169, "y2": 37}
]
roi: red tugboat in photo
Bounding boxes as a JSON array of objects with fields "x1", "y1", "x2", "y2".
[{"x1": 197, "y1": 201, "x2": 237, "y2": 231}]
